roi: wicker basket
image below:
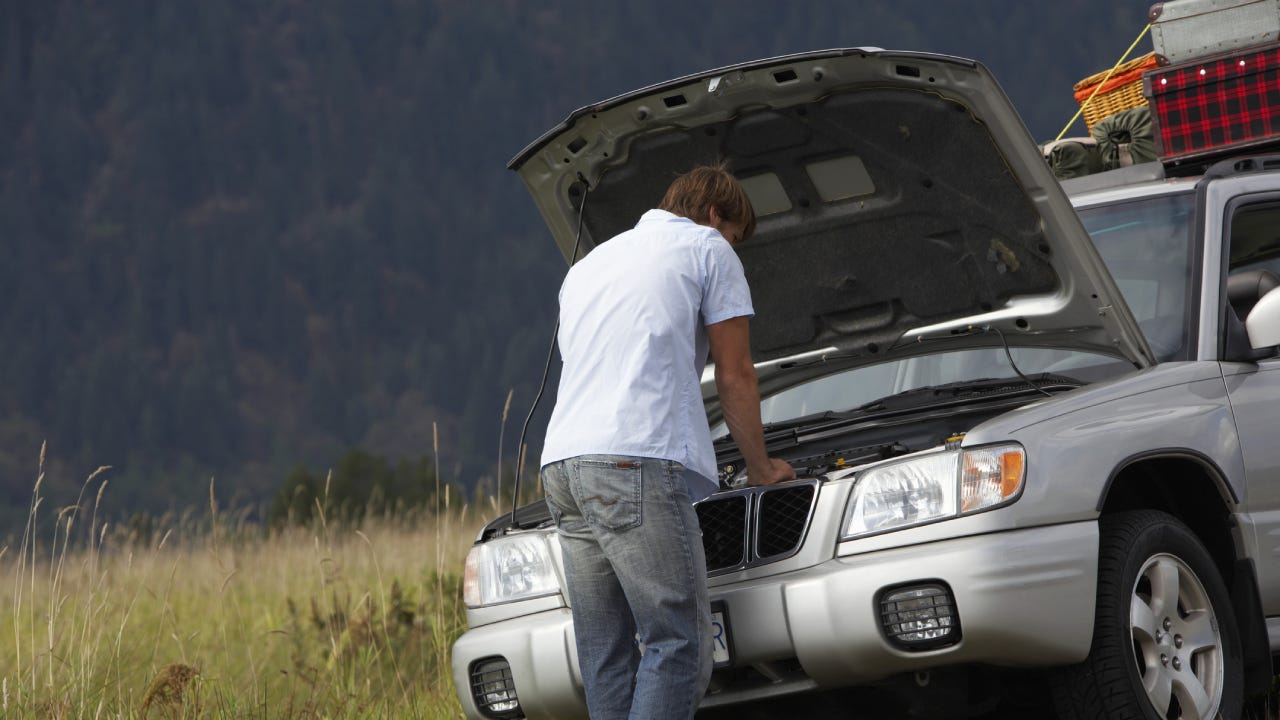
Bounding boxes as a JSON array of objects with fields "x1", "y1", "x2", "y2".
[{"x1": 1073, "y1": 52, "x2": 1159, "y2": 132}]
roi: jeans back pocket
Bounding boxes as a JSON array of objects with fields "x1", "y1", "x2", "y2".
[{"x1": 574, "y1": 459, "x2": 643, "y2": 532}]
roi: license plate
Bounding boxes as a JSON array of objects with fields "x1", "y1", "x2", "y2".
[{"x1": 710, "y1": 602, "x2": 732, "y2": 667}]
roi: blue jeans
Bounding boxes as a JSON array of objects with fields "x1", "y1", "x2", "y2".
[{"x1": 541, "y1": 455, "x2": 712, "y2": 720}]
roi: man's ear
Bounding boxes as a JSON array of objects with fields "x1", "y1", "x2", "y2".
[{"x1": 707, "y1": 205, "x2": 724, "y2": 226}]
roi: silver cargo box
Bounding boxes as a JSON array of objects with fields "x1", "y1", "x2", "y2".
[{"x1": 1150, "y1": 0, "x2": 1280, "y2": 65}]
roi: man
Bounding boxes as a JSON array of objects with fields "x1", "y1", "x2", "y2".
[{"x1": 540, "y1": 165, "x2": 795, "y2": 719}]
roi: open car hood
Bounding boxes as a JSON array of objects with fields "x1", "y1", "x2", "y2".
[{"x1": 510, "y1": 49, "x2": 1155, "y2": 397}]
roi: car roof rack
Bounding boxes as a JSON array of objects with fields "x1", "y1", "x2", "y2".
[
  {"x1": 1200, "y1": 154, "x2": 1280, "y2": 182},
  {"x1": 1059, "y1": 161, "x2": 1167, "y2": 195}
]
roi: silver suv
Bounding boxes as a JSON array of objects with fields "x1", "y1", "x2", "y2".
[{"x1": 452, "y1": 49, "x2": 1280, "y2": 720}]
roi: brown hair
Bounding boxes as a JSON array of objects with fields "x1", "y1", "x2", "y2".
[{"x1": 657, "y1": 164, "x2": 757, "y2": 243}]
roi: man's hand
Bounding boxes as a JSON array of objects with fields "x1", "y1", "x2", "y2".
[{"x1": 747, "y1": 457, "x2": 796, "y2": 487}]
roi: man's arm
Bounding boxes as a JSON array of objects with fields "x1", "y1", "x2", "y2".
[{"x1": 707, "y1": 316, "x2": 796, "y2": 486}]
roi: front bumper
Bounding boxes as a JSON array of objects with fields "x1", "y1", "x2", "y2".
[
  {"x1": 451, "y1": 520, "x2": 1098, "y2": 719},
  {"x1": 452, "y1": 607, "x2": 586, "y2": 720}
]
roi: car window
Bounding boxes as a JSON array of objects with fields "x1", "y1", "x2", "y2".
[
  {"x1": 1228, "y1": 201, "x2": 1280, "y2": 276},
  {"x1": 712, "y1": 347, "x2": 1124, "y2": 434},
  {"x1": 1076, "y1": 192, "x2": 1196, "y2": 361}
]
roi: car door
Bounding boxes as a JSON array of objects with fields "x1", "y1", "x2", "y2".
[{"x1": 1218, "y1": 195, "x2": 1280, "y2": 615}]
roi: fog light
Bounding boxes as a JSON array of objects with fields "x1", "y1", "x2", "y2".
[
  {"x1": 879, "y1": 582, "x2": 960, "y2": 650},
  {"x1": 470, "y1": 656, "x2": 523, "y2": 718}
]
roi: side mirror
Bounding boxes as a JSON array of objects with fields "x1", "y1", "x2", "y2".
[{"x1": 1245, "y1": 286, "x2": 1280, "y2": 350}]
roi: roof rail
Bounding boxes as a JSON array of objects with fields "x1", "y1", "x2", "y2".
[
  {"x1": 1059, "y1": 161, "x2": 1166, "y2": 196},
  {"x1": 1201, "y1": 154, "x2": 1280, "y2": 182}
]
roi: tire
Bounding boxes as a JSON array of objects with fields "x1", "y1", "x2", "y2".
[{"x1": 1052, "y1": 510, "x2": 1243, "y2": 720}]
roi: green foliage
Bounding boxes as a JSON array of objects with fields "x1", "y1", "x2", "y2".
[
  {"x1": 269, "y1": 464, "x2": 322, "y2": 528},
  {"x1": 283, "y1": 571, "x2": 467, "y2": 708},
  {"x1": 267, "y1": 448, "x2": 455, "y2": 528}
]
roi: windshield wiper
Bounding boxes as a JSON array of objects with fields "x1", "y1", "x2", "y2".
[
  {"x1": 852, "y1": 373, "x2": 1080, "y2": 414},
  {"x1": 712, "y1": 373, "x2": 1081, "y2": 450},
  {"x1": 712, "y1": 410, "x2": 839, "y2": 449}
]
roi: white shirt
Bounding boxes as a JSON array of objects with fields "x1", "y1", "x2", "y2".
[{"x1": 541, "y1": 209, "x2": 754, "y2": 501}]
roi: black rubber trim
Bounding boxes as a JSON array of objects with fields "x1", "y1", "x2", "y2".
[
  {"x1": 1216, "y1": 192, "x2": 1280, "y2": 360},
  {"x1": 1230, "y1": 558, "x2": 1273, "y2": 697},
  {"x1": 1096, "y1": 448, "x2": 1239, "y2": 511}
]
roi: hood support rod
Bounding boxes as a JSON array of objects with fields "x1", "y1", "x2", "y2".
[{"x1": 510, "y1": 174, "x2": 591, "y2": 527}]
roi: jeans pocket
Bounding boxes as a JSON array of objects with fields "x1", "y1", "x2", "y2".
[
  {"x1": 575, "y1": 459, "x2": 642, "y2": 532},
  {"x1": 544, "y1": 494, "x2": 563, "y2": 526}
]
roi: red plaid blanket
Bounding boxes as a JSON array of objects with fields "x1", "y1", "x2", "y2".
[{"x1": 1145, "y1": 43, "x2": 1280, "y2": 161}]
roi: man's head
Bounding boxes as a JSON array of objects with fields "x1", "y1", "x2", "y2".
[{"x1": 658, "y1": 164, "x2": 756, "y2": 246}]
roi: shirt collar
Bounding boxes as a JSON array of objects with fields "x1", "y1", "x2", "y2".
[{"x1": 638, "y1": 208, "x2": 688, "y2": 225}]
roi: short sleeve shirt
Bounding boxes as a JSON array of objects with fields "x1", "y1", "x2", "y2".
[{"x1": 540, "y1": 209, "x2": 754, "y2": 501}]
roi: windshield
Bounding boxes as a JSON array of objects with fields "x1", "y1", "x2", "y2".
[
  {"x1": 726, "y1": 347, "x2": 1123, "y2": 431},
  {"x1": 711, "y1": 190, "x2": 1195, "y2": 434}
]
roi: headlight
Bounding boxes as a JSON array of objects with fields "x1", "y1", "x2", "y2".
[
  {"x1": 843, "y1": 444, "x2": 1025, "y2": 539},
  {"x1": 463, "y1": 532, "x2": 560, "y2": 608}
]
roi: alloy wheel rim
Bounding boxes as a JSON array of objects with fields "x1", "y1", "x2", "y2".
[{"x1": 1129, "y1": 552, "x2": 1223, "y2": 720}]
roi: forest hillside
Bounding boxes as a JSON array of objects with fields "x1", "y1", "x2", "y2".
[{"x1": 0, "y1": 0, "x2": 1148, "y2": 531}]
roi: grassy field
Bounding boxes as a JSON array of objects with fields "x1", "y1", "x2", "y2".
[
  {"x1": 1, "y1": 458, "x2": 491, "y2": 719},
  {"x1": 11, "y1": 455, "x2": 1277, "y2": 720}
]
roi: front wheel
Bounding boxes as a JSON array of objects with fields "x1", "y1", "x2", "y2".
[{"x1": 1052, "y1": 510, "x2": 1242, "y2": 720}]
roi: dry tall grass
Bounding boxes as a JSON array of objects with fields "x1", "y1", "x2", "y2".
[{"x1": 1, "y1": 447, "x2": 486, "y2": 719}]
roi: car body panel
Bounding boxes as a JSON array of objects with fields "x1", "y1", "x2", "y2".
[
  {"x1": 1194, "y1": 169, "x2": 1280, "y2": 616},
  {"x1": 832, "y1": 364, "x2": 1242, "y2": 554},
  {"x1": 1224, "y1": 357, "x2": 1280, "y2": 614},
  {"x1": 452, "y1": 608, "x2": 587, "y2": 720},
  {"x1": 451, "y1": 359, "x2": 1247, "y2": 716},
  {"x1": 464, "y1": 586, "x2": 566, "y2": 630},
  {"x1": 782, "y1": 521, "x2": 1098, "y2": 686},
  {"x1": 452, "y1": 521, "x2": 1099, "y2": 717}
]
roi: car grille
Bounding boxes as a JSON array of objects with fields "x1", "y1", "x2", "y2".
[{"x1": 696, "y1": 481, "x2": 817, "y2": 574}]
